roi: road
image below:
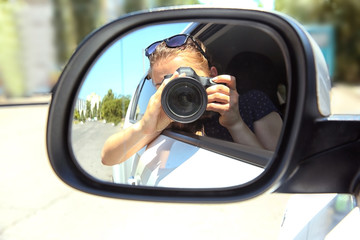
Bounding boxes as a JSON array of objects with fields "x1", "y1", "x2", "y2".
[
  {"x1": 1, "y1": 84, "x2": 359, "y2": 239},
  {"x1": 72, "y1": 121, "x2": 122, "y2": 181},
  {"x1": 0, "y1": 104, "x2": 291, "y2": 240}
]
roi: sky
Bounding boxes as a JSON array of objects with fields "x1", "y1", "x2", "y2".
[
  {"x1": 78, "y1": 0, "x2": 275, "y2": 100},
  {"x1": 78, "y1": 22, "x2": 190, "y2": 100}
]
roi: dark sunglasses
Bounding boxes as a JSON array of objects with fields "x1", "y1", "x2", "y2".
[{"x1": 145, "y1": 34, "x2": 210, "y2": 64}]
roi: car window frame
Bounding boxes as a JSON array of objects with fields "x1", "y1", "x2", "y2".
[
  {"x1": 129, "y1": 75, "x2": 149, "y2": 123},
  {"x1": 125, "y1": 20, "x2": 291, "y2": 169}
]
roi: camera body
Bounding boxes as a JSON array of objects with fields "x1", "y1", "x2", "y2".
[{"x1": 161, "y1": 67, "x2": 216, "y2": 123}]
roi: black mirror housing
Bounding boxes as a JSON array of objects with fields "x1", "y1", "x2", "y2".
[{"x1": 47, "y1": 6, "x2": 360, "y2": 202}]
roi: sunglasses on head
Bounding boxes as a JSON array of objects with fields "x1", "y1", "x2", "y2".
[{"x1": 145, "y1": 34, "x2": 210, "y2": 64}]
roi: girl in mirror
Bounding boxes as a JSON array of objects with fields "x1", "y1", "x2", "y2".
[{"x1": 101, "y1": 34, "x2": 282, "y2": 166}]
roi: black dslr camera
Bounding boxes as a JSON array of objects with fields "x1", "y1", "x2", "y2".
[{"x1": 161, "y1": 67, "x2": 217, "y2": 123}]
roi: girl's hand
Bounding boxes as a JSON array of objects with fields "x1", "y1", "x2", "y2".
[
  {"x1": 206, "y1": 75, "x2": 241, "y2": 128},
  {"x1": 140, "y1": 71, "x2": 182, "y2": 134}
]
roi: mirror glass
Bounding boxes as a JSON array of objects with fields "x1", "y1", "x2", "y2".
[{"x1": 71, "y1": 21, "x2": 288, "y2": 188}]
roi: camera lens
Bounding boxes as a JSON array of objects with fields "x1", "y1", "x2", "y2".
[
  {"x1": 161, "y1": 77, "x2": 207, "y2": 123},
  {"x1": 168, "y1": 82, "x2": 201, "y2": 117}
]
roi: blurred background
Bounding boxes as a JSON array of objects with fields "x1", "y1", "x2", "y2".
[
  {"x1": 0, "y1": 0, "x2": 359, "y2": 101},
  {"x1": 0, "y1": 1, "x2": 359, "y2": 239}
]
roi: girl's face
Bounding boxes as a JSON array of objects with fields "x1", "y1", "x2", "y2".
[{"x1": 151, "y1": 56, "x2": 210, "y2": 89}]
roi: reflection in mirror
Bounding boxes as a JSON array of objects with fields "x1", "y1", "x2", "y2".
[{"x1": 71, "y1": 20, "x2": 288, "y2": 188}]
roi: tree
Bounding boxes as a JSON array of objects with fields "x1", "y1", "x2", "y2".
[
  {"x1": 101, "y1": 89, "x2": 131, "y2": 125},
  {"x1": 80, "y1": 110, "x2": 85, "y2": 122},
  {"x1": 275, "y1": 0, "x2": 360, "y2": 83},
  {"x1": 101, "y1": 89, "x2": 114, "y2": 120},
  {"x1": 73, "y1": 109, "x2": 80, "y2": 120},
  {"x1": 97, "y1": 101, "x2": 102, "y2": 119},
  {"x1": 119, "y1": 95, "x2": 131, "y2": 117},
  {"x1": 52, "y1": 0, "x2": 201, "y2": 66},
  {"x1": 102, "y1": 89, "x2": 115, "y2": 101},
  {"x1": 124, "y1": 0, "x2": 200, "y2": 13},
  {"x1": 92, "y1": 103, "x2": 98, "y2": 120},
  {"x1": 52, "y1": 0, "x2": 103, "y2": 65},
  {"x1": 86, "y1": 100, "x2": 91, "y2": 119}
]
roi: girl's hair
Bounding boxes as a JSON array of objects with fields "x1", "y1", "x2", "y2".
[{"x1": 148, "y1": 37, "x2": 211, "y2": 78}]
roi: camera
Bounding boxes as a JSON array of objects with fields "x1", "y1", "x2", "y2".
[{"x1": 161, "y1": 67, "x2": 217, "y2": 123}]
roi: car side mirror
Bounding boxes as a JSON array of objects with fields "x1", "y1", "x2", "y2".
[{"x1": 47, "y1": 6, "x2": 360, "y2": 202}]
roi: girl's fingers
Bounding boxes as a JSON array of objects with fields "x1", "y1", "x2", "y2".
[
  {"x1": 207, "y1": 102, "x2": 230, "y2": 113},
  {"x1": 206, "y1": 84, "x2": 230, "y2": 95},
  {"x1": 211, "y1": 75, "x2": 237, "y2": 89},
  {"x1": 207, "y1": 92, "x2": 230, "y2": 104}
]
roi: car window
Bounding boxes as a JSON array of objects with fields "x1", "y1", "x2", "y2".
[{"x1": 131, "y1": 77, "x2": 156, "y2": 122}]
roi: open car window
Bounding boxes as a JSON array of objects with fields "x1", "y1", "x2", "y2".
[{"x1": 128, "y1": 22, "x2": 288, "y2": 144}]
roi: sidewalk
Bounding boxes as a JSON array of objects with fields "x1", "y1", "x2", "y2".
[
  {"x1": 0, "y1": 94, "x2": 51, "y2": 106},
  {"x1": 1, "y1": 83, "x2": 358, "y2": 240}
]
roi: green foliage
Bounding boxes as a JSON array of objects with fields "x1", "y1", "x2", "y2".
[
  {"x1": 275, "y1": 0, "x2": 360, "y2": 83},
  {"x1": 92, "y1": 103, "x2": 98, "y2": 119},
  {"x1": 73, "y1": 109, "x2": 80, "y2": 120},
  {"x1": 73, "y1": 108, "x2": 86, "y2": 123},
  {"x1": 124, "y1": 0, "x2": 200, "y2": 12},
  {"x1": 80, "y1": 110, "x2": 85, "y2": 122},
  {"x1": 52, "y1": 0, "x2": 102, "y2": 64},
  {"x1": 101, "y1": 89, "x2": 131, "y2": 125},
  {"x1": 155, "y1": 0, "x2": 200, "y2": 6},
  {"x1": 97, "y1": 101, "x2": 102, "y2": 119},
  {"x1": 86, "y1": 100, "x2": 91, "y2": 119},
  {"x1": 52, "y1": 0, "x2": 201, "y2": 66}
]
